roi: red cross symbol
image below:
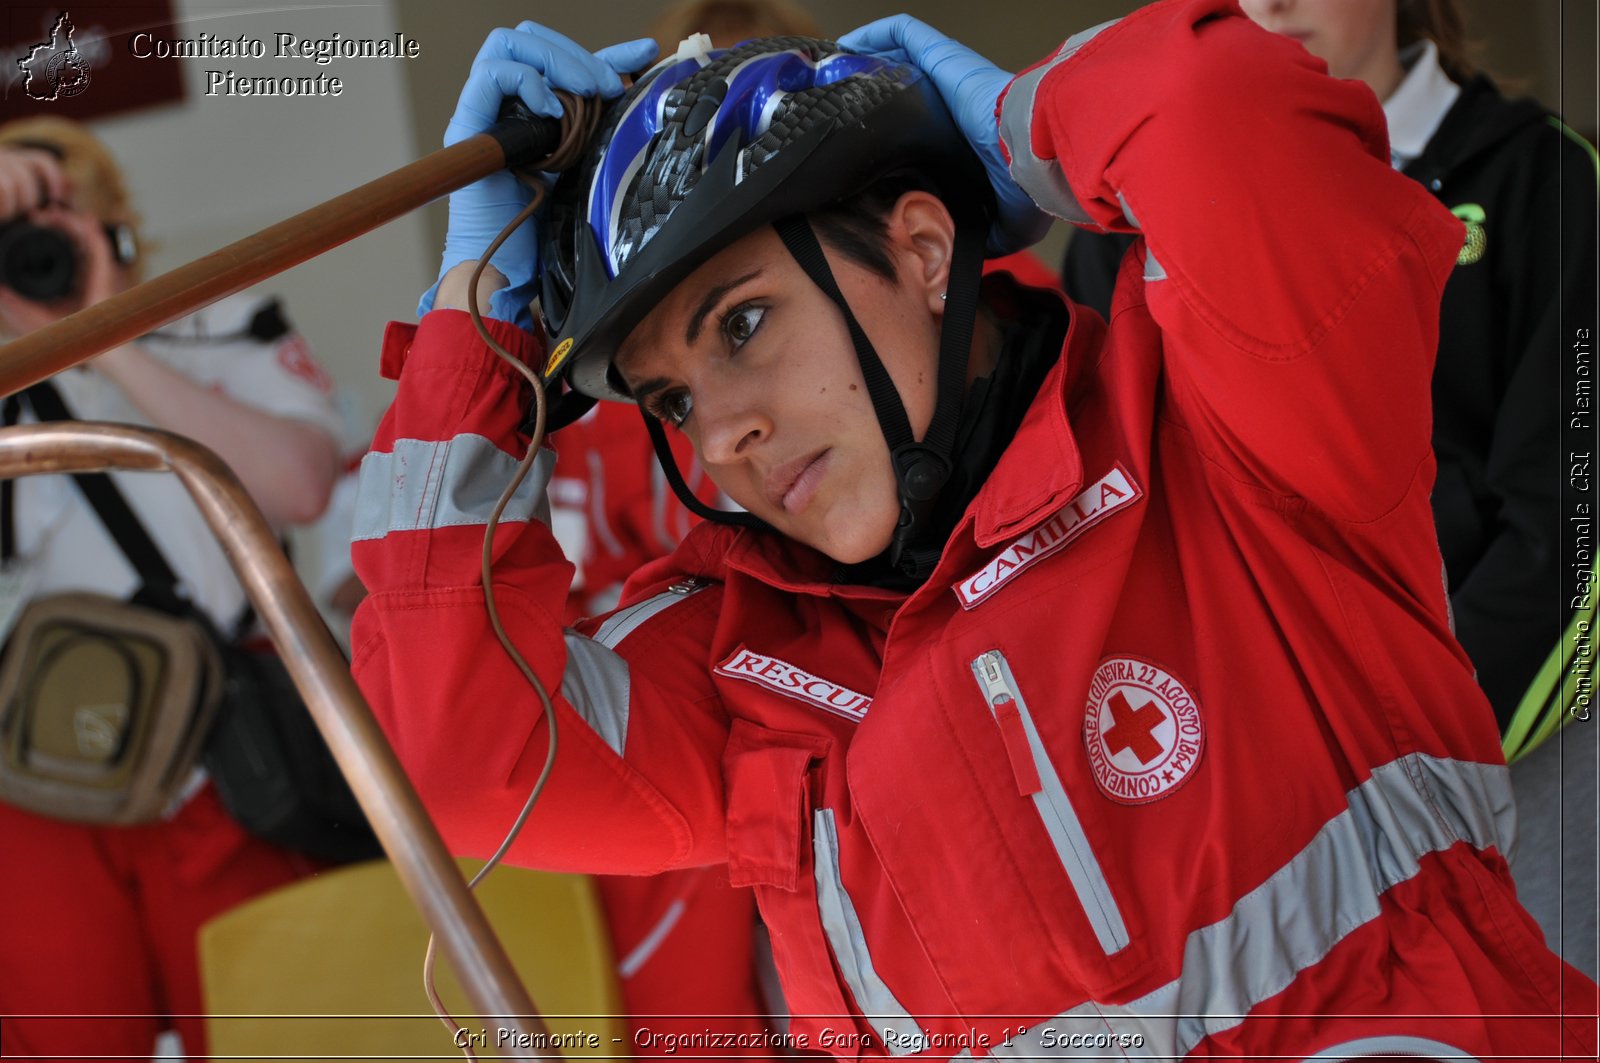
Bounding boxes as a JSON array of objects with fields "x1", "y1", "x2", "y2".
[{"x1": 1103, "y1": 691, "x2": 1166, "y2": 764}]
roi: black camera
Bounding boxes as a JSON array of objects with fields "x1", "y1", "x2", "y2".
[
  {"x1": 0, "y1": 219, "x2": 137, "y2": 301},
  {"x1": 0, "y1": 219, "x2": 77, "y2": 301}
]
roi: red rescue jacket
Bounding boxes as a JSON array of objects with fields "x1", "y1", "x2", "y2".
[{"x1": 353, "y1": 1, "x2": 1596, "y2": 1056}]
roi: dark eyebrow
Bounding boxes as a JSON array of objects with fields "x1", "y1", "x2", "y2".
[
  {"x1": 622, "y1": 267, "x2": 767, "y2": 402},
  {"x1": 628, "y1": 375, "x2": 669, "y2": 405},
  {"x1": 685, "y1": 269, "x2": 763, "y2": 346}
]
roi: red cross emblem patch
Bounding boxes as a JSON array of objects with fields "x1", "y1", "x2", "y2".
[{"x1": 1083, "y1": 656, "x2": 1205, "y2": 805}]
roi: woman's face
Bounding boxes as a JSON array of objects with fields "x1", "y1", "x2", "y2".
[
  {"x1": 1239, "y1": 0, "x2": 1400, "y2": 88},
  {"x1": 613, "y1": 193, "x2": 953, "y2": 564}
]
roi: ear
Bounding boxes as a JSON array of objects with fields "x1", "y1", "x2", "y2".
[{"x1": 886, "y1": 190, "x2": 956, "y2": 315}]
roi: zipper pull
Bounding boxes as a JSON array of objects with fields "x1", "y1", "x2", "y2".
[{"x1": 975, "y1": 651, "x2": 1043, "y2": 797}]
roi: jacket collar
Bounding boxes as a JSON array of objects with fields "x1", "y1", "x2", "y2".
[
  {"x1": 966, "y1": 285, "x2": 1092, "y2": 548},
  {"x1": 686, "y1": 520, "x2": 902, "y2": 601}
]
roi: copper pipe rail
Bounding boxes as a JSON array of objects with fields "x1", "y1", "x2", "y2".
[
  {"x1": 0, "y1": 423, "x2": 549, "y2": 1053},
  {"x1": 0, "y1": 132, "x2": 506, "y2": 397}
]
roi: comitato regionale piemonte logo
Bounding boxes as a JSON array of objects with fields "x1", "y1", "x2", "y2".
[{"x1": 18, "y1": 12, "x2": 91, "y2": 102}]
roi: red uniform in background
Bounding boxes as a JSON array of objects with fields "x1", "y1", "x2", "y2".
[
  {"x1": 552, "y1": 402, "x2": 719, "y2": 616},
  {"x1": 0, "y1": 790, "x2": 311, "y2": 1058}
]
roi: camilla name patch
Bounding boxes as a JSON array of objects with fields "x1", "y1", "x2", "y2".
[
  {"x1": 954, "y1": 465, "x2": 1140, "y2": 609},
  {"x1": 714, "y1": 647, "x2": 872, "y2": 722}
]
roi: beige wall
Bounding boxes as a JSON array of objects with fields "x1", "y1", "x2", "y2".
[{"x1": 1469, "y1": 0, "x2": 1596, "y2": 135}]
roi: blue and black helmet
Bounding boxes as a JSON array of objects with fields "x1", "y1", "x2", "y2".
[{"x1": 539, "y1": 33, "x2": 994, "y2": 402}]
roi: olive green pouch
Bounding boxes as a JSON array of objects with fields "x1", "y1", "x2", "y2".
[{"x1": 0, "y1": 593, "x2": 222, "y2": 824}]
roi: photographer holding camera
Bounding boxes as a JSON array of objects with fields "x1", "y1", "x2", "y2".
[{"x1": 0, "y1": 117, "x2": 344, "y2": 1060}]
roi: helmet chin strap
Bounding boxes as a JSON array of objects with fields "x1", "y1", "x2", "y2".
[
  {"x1": 640, "y1": 408, "x2": 769, "y2": 530},
  {"x1": 772, "y1": 212, "x2": 986, "y2": 577}
]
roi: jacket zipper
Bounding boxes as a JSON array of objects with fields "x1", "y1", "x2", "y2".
[{"x1": 971, "y1": 649, "x2": 1130, "y2": 955}]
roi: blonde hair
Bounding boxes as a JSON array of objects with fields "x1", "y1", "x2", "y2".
[
  {"x1": 0, "y1": 116, "x2": 142, "y2": 269},
  {"x1": 649, "y1": 0, "x2": 819, "y2": 51}
]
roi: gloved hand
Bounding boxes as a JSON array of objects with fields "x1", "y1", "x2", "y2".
[
  {"x1": 420, "y1": 23, "x2": 658, "y2": 328},
  {"x1": 839, "y1": 15, "x2": 1049, "y2": 255}
]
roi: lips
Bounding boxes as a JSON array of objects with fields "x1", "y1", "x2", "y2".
[{"x1": 765, "y1": 449, "x2": 830, "y2": 515}]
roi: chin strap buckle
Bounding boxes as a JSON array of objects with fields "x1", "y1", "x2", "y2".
[
  {"x1": 888, "y1": 444, "x2": 952, "y2": 573},
  {"x1": 894, "y1": 443, "x2": 952, "y2": 504}
]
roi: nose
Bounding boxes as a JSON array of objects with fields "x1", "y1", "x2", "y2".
[{"x1": 694, "y1": 385, "x2": 771, "y2": 467}]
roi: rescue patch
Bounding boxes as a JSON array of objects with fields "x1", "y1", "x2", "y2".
[
  {"x1": 954, "y1": 465, "x2": 1141, "y2": 609},
  {"x1": 715, "y1": 646, "x2": 871, "y2": 722},
  {"x1": 1083, "y1": 656, "x2": 1204, "y2": 805}
]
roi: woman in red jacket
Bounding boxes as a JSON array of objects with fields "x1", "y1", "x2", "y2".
[{"x1": 355, "y1": 2, "x2": 1596, "y2": 1056}]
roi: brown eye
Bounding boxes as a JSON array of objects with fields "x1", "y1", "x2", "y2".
[
  {"x1": 722, "y1": 304, "x2": 764, "y2": 347},
  {"x1": 657, "y1": 390, "x2": 693, "y2": 428}
]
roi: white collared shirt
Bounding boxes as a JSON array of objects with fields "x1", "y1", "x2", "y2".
[
  {"x1": 1382, "y1": 40, "x2": 1462, "y2": 170},
  {"x1": 10, "y1": 294, "x2": 342, "y2": 629}
]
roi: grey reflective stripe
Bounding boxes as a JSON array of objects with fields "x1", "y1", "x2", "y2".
[
  {"x1": 989, "y1": 754, "x2": 1514, "y2": 1059},
  {"x1": 618, "y1": 896, "x2": 687, "y2": 979},
  {"x1": 1116, "y1": 190, "x2": 1142, "y2": 230},
  {"x1": 1115, "y1": 193, "x2": 1167, "y2": 281},
  {"x1": 812, "y1": 809, "x2": 924, "y2": 1055},
  {"x1": 562, "y1": 583, "x2": 710, "y2": 757},
  {"x1": 560, "y1": 634, "x2": 631, "y2": 756},
  {"x1": 353, "y1": 436, "x2": 553, "y2": 542},
  {"x1": 971, "y1": 651, "x2": 1129, "y2": 954},
  {"x1": 1303, "y1": 1036, "x2": 1480, "y2": 1062},
  {"x1": 587, "y1": 450, "x2": 625, "y2": 558},
  {"x1": 590, "y1": 583, "x2": 706, "y2": 648},
  {"x1": 998, "y1": 20, "x2": 1118, "y2": 226},
  {"x1": 651, "y1": 462, "x2": 676, "y2": 553}
]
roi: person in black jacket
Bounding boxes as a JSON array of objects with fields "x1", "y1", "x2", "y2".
[{"x1": 1059, "y1": 0, "x2": 1598, "y2": 978}]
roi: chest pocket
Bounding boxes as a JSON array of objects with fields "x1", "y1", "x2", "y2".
[
  {"x1": 723, "y1": 720, "x2": 829, "y2": 890},
  {"x1": 723, "y1": 721, "x2": 898, "y2": 1049},
  {"x1": 971, "y1": 649, "x2": 1129, "y2": 955}
]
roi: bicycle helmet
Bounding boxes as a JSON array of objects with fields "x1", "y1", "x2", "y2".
[{"x1": 540, "y1": 33, "x2": 995, "y2": 576}]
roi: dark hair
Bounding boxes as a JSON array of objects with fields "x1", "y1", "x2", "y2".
[
  {"x1": 809, "y1": 170, "x2": 941, "y2": 281},
  {"x1": 1397, "y1": 0, "x2": 1475, "y2": 82}
]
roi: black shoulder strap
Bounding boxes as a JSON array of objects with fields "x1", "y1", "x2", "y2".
[
  {"x1": 21, "y1": 380, "x2": 184, "y2": 608},
  {"x1": 2, "y1": 394, "x2": 19, "y2": 563}
]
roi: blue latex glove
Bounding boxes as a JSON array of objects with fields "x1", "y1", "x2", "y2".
[
  {"x1": 420, "y1": 23, "x2": 658, "y2": 328},
  {"x1": 839, "y1": 15, "x2": 1049, "y2": 255}
]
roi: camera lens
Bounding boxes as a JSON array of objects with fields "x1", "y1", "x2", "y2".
[{"x1": 0, "y1": 221, "x2": 77, "y2": 301}]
